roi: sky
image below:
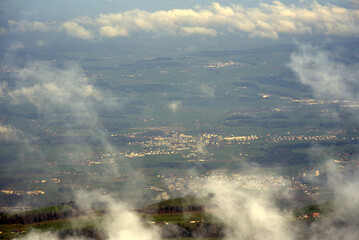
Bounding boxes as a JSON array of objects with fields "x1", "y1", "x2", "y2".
[{"x1": 1, "y1": 0, "x2": 359, "y2": 52}]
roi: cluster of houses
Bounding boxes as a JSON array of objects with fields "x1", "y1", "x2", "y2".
[
  {"x1": 1, "y1": 190, "x2": 45, "y2": 196},
  {"x1": 299, "y1": 212, "x2": 321, "y2": 220}
]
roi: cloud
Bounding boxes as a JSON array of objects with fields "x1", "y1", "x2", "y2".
[
  {"x1": 195, "y1": 141, "x2": 210, "y2": 160},
  {"x1": 200, "y1": 84, "x2": 215, "y2": 98},
  {"x1": 99, "y1": 25, "x2": 129, "y2": 37},
  {"x1": 0, "y1": 123, "x2": 21, "y2": 144},
  {"x1": 5, "y1": 61, "x2": 102, "y2": 115},
  {"x1": 201, "y1": 179, "x2": 295, "y2": 240},
  {"x1": 8, "y1": 20, "x2": 50, "y2": 32},
  {"x1": 289, "y1": 44, "x2": 359, "y2": 239},
  {"x1": 22, "y1": 191, "x2": 161, "y2": 240},
  {"x1": 168, "y1": 100, "x2": 182, "y2": 112},
  {"x1": 36, "y1": 40, "x2": 48, "y2": 47},
  {"x1": 5, "y1": 2, "x2": 359, "y2": 39},
  {"x1": 302, "y1": 160, "x2": 359, "y2": 240},
  {"x1": 10, "y1": 41, "x2": 25, "y2": 50},
  {"x1": 0, "y1": 81, "x2": 7, "y2": 97},
  {"x1": 181, "y1": 27, "x2": 217, "y2": 36},
  {"x1": 19, "y1": 231, "x2": 64, "y2": 240},
  {"x1": 0, "y1": 61, "x2": 119, "y2": 173},
  {"x1": 289, "y1": 44, "x2": 359, "y2": 102},
  {"x1": 60, "y1": 21, "x2": 94, "y2": 40},
  {"x1": 75, "y1": 191, "x2": 161, "y2": 240},
  {"x1": 199, "y1": 159, "x2": 359, "y2": 240}
]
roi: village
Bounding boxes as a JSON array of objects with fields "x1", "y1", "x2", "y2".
[
  {"x1": 111, "y1": 131, "x2": 341, "y2": 160},
  {"x1": 143, "y1": 169, "x2": 323, "y2": 204}
]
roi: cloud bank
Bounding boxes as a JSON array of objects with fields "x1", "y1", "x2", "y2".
[{"x1": 6, "y1": 1, "x2": 359, "y2": 39}]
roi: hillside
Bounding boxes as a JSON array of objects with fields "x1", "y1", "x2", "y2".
[{"x1": 0, "y1": 197, "x2": 341, "y2": 239}]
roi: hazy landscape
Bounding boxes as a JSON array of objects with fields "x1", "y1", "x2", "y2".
[{"x1": 1, "y1": 0, "x2": 359, "y2": 239}]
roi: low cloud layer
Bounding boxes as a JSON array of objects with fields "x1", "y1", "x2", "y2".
[{"x1": 5, "y1": 1, "x2": 359, "y2": 39}]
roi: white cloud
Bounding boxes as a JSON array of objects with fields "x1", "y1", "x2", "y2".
[
  {"x1": 36, "y1": 40, "x2": 48, "y2": 46},
  {"x1": 198, "y1": 159, "x2": 359, "y2": 240},
  {"x1": 181, "y1": 27, "x2": 217, "y2": 36},
  {"x1": 99, "y1": 25, "x2": 129, "y2": 37},
  {"x1": 0, "y1": 61, "x2": 117, "y2": 164},
  {"x1": 10, "y1": 41, "x2": 25, "y2": 50},
  {"x1": 202, "y1": 179, "x2": 295, "y2": 240},
  {"x1": 0, "y1": 81, "x2": 7, "y2": 97},
  {"x1": 289, "y1": 44, "x2": 359, "y2": 102},
  {"x1": 289, "y1": 44, "x2": 359, "y2": 238},
  {"x1": 61, "y1": 21, "x2": 94, "y2": 40},
  {"x1": 168, "y1": 100, "x2": 182, "y2": 112},
  {"x1": 77, "y1": 191, "x2": 161, "y2": 240},
  {"x1": 5, "y1": 61, "x2": 102, "y2": 114},
  {"x1": 8, "y1": 20, "x2": 50, "y2": 32},
  {"x1": 22, "y1": 191, "x2": 161, "y2": 240},
  {"x1": 5, "y1": 2, "x2": 359, "y2": 39},
  {"x1": 0, "y1": 123, "x2": 21, "y2": 143},
  {"x1": 200, "y1": 84, "x2": 215, "y2": 98},
  {"x1": 301, "y1": 160, "x2": 359, "y2": 240},
  {"x1": 18, "y1": 231, "x2": 64, "y2": 240}
]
